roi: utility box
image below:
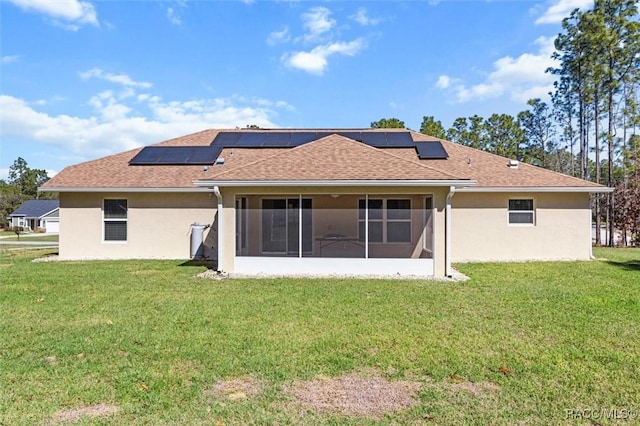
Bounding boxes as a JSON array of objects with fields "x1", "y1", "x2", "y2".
[{"x1": 190, "y1": 222, "x2": 206, "y2": 259}]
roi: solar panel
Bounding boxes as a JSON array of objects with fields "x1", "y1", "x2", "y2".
[
  {"x1": 129, "y1": 146, "x2": 219, "y2": 165},
  {"x1": 415, "y1": 142, "x2": 448, "y2": 159},
  {"x1": 359, "y1": 132, "x2": 387, "y2": 147},
  {"x1": 236, "y1": 133, "x2": 265, "y2": 147},
  {"x1": 211, "y1": 132, "x2": 241, "y2": 147},
  {"x1": 385, "y1": 132, "x2": 415, "y2": 147},
  {"x1": 289, "y1": 132, "x2": 320, "y2": 147},
  {"x1": 262, "y1": 132, "x2": 292, "y2": 147},
  {"x1": 131, "y1": 131, "x2": 443, "y2": 166}
]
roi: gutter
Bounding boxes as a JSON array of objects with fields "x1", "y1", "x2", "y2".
[
  {"x1": 193, "y1": 179, "x2": 476, "y2": 188},
  {"x1": 455, "y1": 186, "x2": 614, "y2": 193},
  {"x1": 213, "y1": 186, "x2": 223, "y2": 272},
  {"x1": 38, "y1": 187, "x2": 214, "y2": 193},
  {"x1": 446, "y1": 186, "x2": 456, "y2": 278}
]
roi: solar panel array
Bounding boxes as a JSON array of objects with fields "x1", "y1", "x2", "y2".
[
  {"x1": 129, "y1": 146, "x2": 221, "y2": 165},
  {"x1": 210, "y1": 131, "x2": 416, "y2": 148},
  {"x1": 129, "y1": 131, "x2": 448, "y2": 165}
]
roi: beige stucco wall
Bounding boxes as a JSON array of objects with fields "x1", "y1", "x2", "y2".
[
  {"x1": 59, "y1": 192, "x2": 217, "y2": 259},
  {"x1": 217, "y1": 186, "x2": 449, "y2": 276},
  {"x1": 451, "y1": 192, "x2": 592, "y2": 262},
  {"x1": 58, "y1": 188, "x2": 592, "y2": 274}
]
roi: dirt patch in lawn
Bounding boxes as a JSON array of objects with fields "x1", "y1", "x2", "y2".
[
  {"x1": 285, "y1": 371, "x2": 422, "y2": 419},
  {"x1": 49, "y1": 403, "x2": 119, "y2": 424},
  {"x1": 205, "y1": 376, "x2": 262, "y2": 401}
]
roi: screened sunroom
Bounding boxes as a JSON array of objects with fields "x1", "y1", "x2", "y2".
[{"x1": 232, "y1": 193, "x2": 434, "y2": 275}]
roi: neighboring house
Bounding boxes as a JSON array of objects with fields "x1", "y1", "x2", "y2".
[
  {"x1": 40, "y1": 128, "x2": 612, "y2": 277},
  {"x1": 8, "y1": 199, "x2": 60, "y2": 232}
]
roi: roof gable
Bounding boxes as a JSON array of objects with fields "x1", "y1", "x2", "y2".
[{"x1": 204, "y1": 134, "x2": 466, "y2": 182}]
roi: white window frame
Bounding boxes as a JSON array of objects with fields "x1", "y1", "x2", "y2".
[
  {"x1": 103, "y1": 198, "x2": 128, "y2": 243},
  {"x1": 358, "y1": 198, "x2": 412, "y2": 244},
  {"x1": 508, "y1": 198, "x2": 535, "y2": 226}
]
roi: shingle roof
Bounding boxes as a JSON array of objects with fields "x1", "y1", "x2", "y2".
[
  {"x1": 41, "y1": 128, "x2": 607, "y2": 191},
  {"x1": 9, "y1": 199, "x2": 59, "y2": 218},
  {"x1": 205, "y1": 134, "x2": 466, "y2": 182}
]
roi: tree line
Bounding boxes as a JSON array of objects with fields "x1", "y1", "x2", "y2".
[
  {"x1": 372, "y1": 0, "x2": 640, "y2": 247},
  {"x1": 0, "y1": 158, "x2": 54, "y2": 228}
]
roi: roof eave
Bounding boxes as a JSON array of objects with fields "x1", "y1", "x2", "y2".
[
  {"x1": 38, "y1": 186, "x2": 214, "y2": 193},
  {"x1": 456, "y1": 186, "x2": 613, "y2": 193},
  {"x1": 193, "y1": 179, "x2": 476, "y2": 188}
]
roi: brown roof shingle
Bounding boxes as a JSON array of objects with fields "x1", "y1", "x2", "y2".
[{"x1": 41, "y1": 128, "x2": 606, "y2": 190}]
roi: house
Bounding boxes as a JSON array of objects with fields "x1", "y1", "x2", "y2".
[
  {"x1": 8, "y1": 199, "x2": 60, "y2": 232},
  {"x1": 39, "y1": 128, "x2": 612, "y2": 277}
]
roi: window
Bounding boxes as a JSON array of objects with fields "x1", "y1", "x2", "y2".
[
  {"x1": 508, "y1": 199, "x2": 534, "y2": 225},
  {"x1": 359, "y1": 198, "x2": 411, "y2": 243},
  {"x1": 104, "y1": 199, "x2": 127, "y2": 241}
]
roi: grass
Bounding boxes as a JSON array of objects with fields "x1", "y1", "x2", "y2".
[
  {"x1": 1, "y1": 247, "x2": 639, "y2": 425},
  {"x1": 0, "y1": 234, "x2": 59, "y2": 242}
]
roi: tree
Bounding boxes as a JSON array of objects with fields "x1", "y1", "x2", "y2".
[
  {"x1": 0, "y1": 158, "x2": 53, "y2": 227},
  {"x1": 549, "y1": 0, "x2": 639, "y2": 246},
  {"x1": 8, "y1": 157, "x2": 50, "y2": 199},
  {"x1": 482, "y1": 113, "x2": 524, "y2": 159},
  {"x1": 518, "y1": 99, "x2": 557, "y2": 168},
  {"x1": 446, "y1": 115, "x2": 485, "y2": 149},
  {"x1": 550, "y1": 8, "x2": 594, "y2": 180},
  {"x1": 419, "y1": 116, "x2": 447, "y2": 139},
  {"x1": 370, "y1": 118, "x2": 405, "y2": 128},
  {"x1": 591, "y1": 0, "x2": 640, "y2": 246}
]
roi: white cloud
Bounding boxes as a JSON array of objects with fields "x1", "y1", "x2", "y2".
[
  {"x1": 350, "y1": 8, "x2": 381, "y2": 26},
  {"x1": 437, "y1": 37, "x2": 557, "y2": 104},
  {"x1": 301, "y1": 6, "x2": 335, "y2": 42},
  {"x1": 282, "y1": 39, "x2": 366, "y2": 75},
  {"x1": 5, "y1": 0, "x2": 98, "y2": 29},
  {"x1": 79, "y1": 68, "x2": 153, "y2": 89},
  {"x1": 0, "y1": 85, "x2": 291, "y2": 160},
  {"x1": 2, "y1": 55, "x2": 21, "y2": 64},
  {"x1": 535, "y1": 0, "x2": 593, "y2": 25},
  {"x1": 267, "y1": 26, "x2": 290, "y2": 46},
  {"x1": 166, "y1": 7, "x2": 182, "y2": 26},
  {"x1": 435, "y1": 75, "x2": 453, "y2": 89}
]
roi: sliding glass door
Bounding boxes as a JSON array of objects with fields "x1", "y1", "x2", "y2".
[{"x1": 261, "y1": 198, "x2": 312, "y2": 256}]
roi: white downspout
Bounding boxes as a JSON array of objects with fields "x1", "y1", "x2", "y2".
[
  {"x1": 445, "y1": 186, "x2": 456, "y2": 278},
  {"x1": 213, "y1": 186, "x2": 223, "y2": 272}
]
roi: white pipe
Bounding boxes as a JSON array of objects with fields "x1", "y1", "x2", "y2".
[
  {"x1": 213, "y1": 186, "x2": 223, "y2": 272},
  {"x1": 445, "y1": 186, "x2": 456, "y2": 278}
]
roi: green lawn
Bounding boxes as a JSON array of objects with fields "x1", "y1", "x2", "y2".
[
  {"x1": 1, "y1": 234, "x2": 59, "y2": 242},
  {"x1": 1, "y1": 248, "x2": 639, "y2": 425}
]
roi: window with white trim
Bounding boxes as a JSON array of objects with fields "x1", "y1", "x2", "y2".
[
  {"x1": 358, "y1": 198, "x2": 412, "y2": 243},
  {"x1": 103, "y1": 199, "x2": 128, "y2": 241},
  {"x1": 508, "y1": 199, "x2": 534, "y2": 225}
]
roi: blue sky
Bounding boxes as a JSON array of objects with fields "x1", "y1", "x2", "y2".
[{"x1": 0, "y1": 0, "x2": 593, "y2": 179}]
